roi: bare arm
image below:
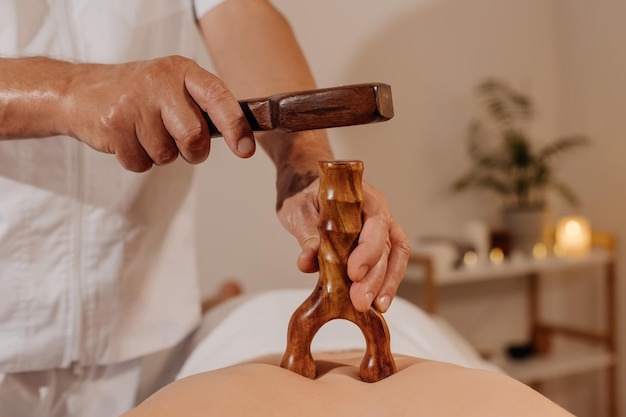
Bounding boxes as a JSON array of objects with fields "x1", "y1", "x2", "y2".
[
  {"x1": 0, "y1": 56, "x2": 254, "y2": 171},
  {"x1": 199, "y1": 0, "x2": 333, "y2": 206},
  {"x1": 199, "y1": 0, "x2": 410, "y2": 312}
]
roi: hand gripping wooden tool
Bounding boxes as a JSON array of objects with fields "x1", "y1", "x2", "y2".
[{"x1": 279, "y1": 160, "x2": 397, "y2": 383}]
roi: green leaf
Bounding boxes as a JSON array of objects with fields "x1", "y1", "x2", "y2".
[
  {"x1": 504, "y1": 130, "x2": 534, "y2": 167},
  {"x1": 477, "y1": 78, "x2": 533, "y2": 127},
  {"x1": 539, "y1": 135, "x2": 590, "y2": 160},
  {"x1": 452, "y1": 77, "x2": 589, "y2": 209},
  {"x1": 552, "y1": 181, "x2": 580, "y2": 206}
]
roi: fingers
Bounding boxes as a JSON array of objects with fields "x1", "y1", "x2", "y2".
[
  {"x1": 350, "y1": 241, "x2": 390, "y2": 312},
  {"x1": 374, "y1": 220, "x2": 412, "y2": 309},
  {"x1": 296, "y1": 236, "x2": 320, "y2": 274},
  {"x1": 183, "y1": 64, "x2": 256, "y2": 159},
  {"x1": 276, "y1": 179, "x2": 321, "y2": 274},
  {"x1": 277, "y1": 176, "x2": 410, "y2": 314},
  {"x1": 112, "y1": 129, "x2": 154, "y2": 173},
  {"x1": 135, "y1": 118, "x2": 180, "y2": 166},
  {"x1": 347, "y1": 184, "x2": 411, "y2": 313},
  {"x1": 159, "y1": 93, "x2": 210, "y2": 165},
  {"x1": 133, "y1": 92, "x2": 202, "y2": 168},
  {"x1": 155, "y1": 59, "x2": 254, "y2": 164}
]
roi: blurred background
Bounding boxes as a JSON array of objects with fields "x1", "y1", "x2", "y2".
[{"x1": 192, "y1": 1, "x2": 625, "y2": 415}]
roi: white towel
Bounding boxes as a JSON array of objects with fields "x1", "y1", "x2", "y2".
[{"x1": 176, "y1": 289, "x2": 499, "y2": 379}]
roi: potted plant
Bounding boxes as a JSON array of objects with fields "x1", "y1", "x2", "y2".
[{"x1": 452, "y1": 78, "x2": 589, "y2": 255}]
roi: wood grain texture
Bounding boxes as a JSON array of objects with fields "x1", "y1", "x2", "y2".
[
  {"x1": 204, "y1": 83, "x2": 393, "y2": 137},
  {"x1": 280, "y1": 160, "x2": 396, "y2": 383}
]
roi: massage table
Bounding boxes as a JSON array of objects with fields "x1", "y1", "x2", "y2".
[{"x1": 175, "y1": 288, "x2": 501, "y2": 380}]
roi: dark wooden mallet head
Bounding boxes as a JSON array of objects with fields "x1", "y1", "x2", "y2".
[{"x1": 204, "y1": 83, "x2": 394, "y2": 136}]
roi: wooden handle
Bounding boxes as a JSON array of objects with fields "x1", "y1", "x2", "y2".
[
  {"x1": 280, "y1": 160, "x2": 396, "y2": 383},
  {"x1": 205, "y1": 83, "x2": 393, "y2": 137}
]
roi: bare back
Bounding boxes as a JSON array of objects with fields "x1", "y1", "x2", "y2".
[{"x1": 124, "y1": 351, "x2": 573, "y2": 417}]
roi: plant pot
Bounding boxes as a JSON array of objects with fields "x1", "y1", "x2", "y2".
[{"x1": 502, "y1": 208, "x2": 553, "y2": 256}]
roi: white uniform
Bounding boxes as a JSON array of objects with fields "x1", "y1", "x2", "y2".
[{"x1": 0, "y1": 0, "x2": 224, "y2": 415}]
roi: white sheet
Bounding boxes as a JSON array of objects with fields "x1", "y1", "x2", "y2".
[{"x1": 176, "y1": 289, "x2": 500, "y2": 379}]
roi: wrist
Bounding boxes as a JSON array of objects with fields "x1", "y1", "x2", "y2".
[
  {"x1": 270, "y1": 130, "x2": 333, "y2": 211},
  {"x1": 59, "y1": 61, "x2": 104, "y2": 139},
  {"x1": 276, "y1": 166, "x2": 318, "y2": 211}
]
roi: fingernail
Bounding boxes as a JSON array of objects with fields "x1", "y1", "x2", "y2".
[
  {"x1": 364, "y1": 292, "x2": 374, "y2": 308},
  {"x1": 237, "y1": 137, "x2": 255, "y2": 154},
  {"x1": 377, "y1": 295, "x2": 391, "y2": 312}
]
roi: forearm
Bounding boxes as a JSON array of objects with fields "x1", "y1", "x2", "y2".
[
  {"x1": 0, "y1": 57, "x2": 74, "y2": 139},
  {"x1": 199, "y1": 0, "x2": 333, "y2": 207}
]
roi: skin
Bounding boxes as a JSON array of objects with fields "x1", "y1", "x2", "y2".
[
  {"x1": 122, "y1": 352, "x2": 575, "y2": 417},
  {"x1": 0, "y1": 0, "x2": 411, "y2": 312}
]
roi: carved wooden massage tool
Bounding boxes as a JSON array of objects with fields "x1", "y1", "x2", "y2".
[{"x1": 280, "y1": 160, "x2": 396, "y2": 383}]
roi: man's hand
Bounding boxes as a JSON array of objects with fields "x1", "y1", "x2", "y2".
[
  {"x1": 65, "y1": 56, "x2": 256, "y2": 171},
  {"x1": 0, "y1": 56, "x2": 256, "y2": 172},
  {"x1": 278, "y1": 179, "x2": 411, "y2": 313}
]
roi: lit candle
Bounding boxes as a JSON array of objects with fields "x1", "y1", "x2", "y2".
[
  {"x1": 533, "y1": 243, "x2": 548, "y2": 259},
  {"x1": 554, "y1": 216, "x2": 591, "y2": 257},
  {"x1": 463, "y1": 250, "x2": 478, "y2": 267},
  {"x1": 489, "y1": 247, "x2": 504, "y2": 264}
]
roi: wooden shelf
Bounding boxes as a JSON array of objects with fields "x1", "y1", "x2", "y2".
[
  {"x1": 405, "y1": 248, "x2": 612, "y2": 286},
  {"x1": 405, "y1": 237, "x2": 618, "y2": 416},
  {"x1": 490, "y1": 344, "x2": 614, "y2": 384}
]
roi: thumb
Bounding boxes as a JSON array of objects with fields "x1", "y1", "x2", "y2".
[
  {"x1": 296, "y1": 233, "x2": 320, "y2": 274},
  {"x1": 275, "y1": 178, "x2": 321, "y2": 274}
]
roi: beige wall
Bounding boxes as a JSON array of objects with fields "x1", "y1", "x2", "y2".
[
  {"x1": 556, "y1": 1, "x2": 626, "y2": 415},
  {"x1": 194, "y1": 1, "x2": 624, "y2": 415}
]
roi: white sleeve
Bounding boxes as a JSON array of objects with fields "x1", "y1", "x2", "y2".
[{"x1": 193, "y1": 0, "x2": 227, "y2": 20}]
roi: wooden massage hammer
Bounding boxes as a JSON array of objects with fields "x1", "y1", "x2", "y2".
[{"x1": 203, "y1": 83, "x2": 394, "y2": 137}]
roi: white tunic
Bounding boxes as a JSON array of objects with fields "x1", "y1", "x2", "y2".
[{"x1": 0, "y1": 0, "x2": 225, "y2": 372}]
